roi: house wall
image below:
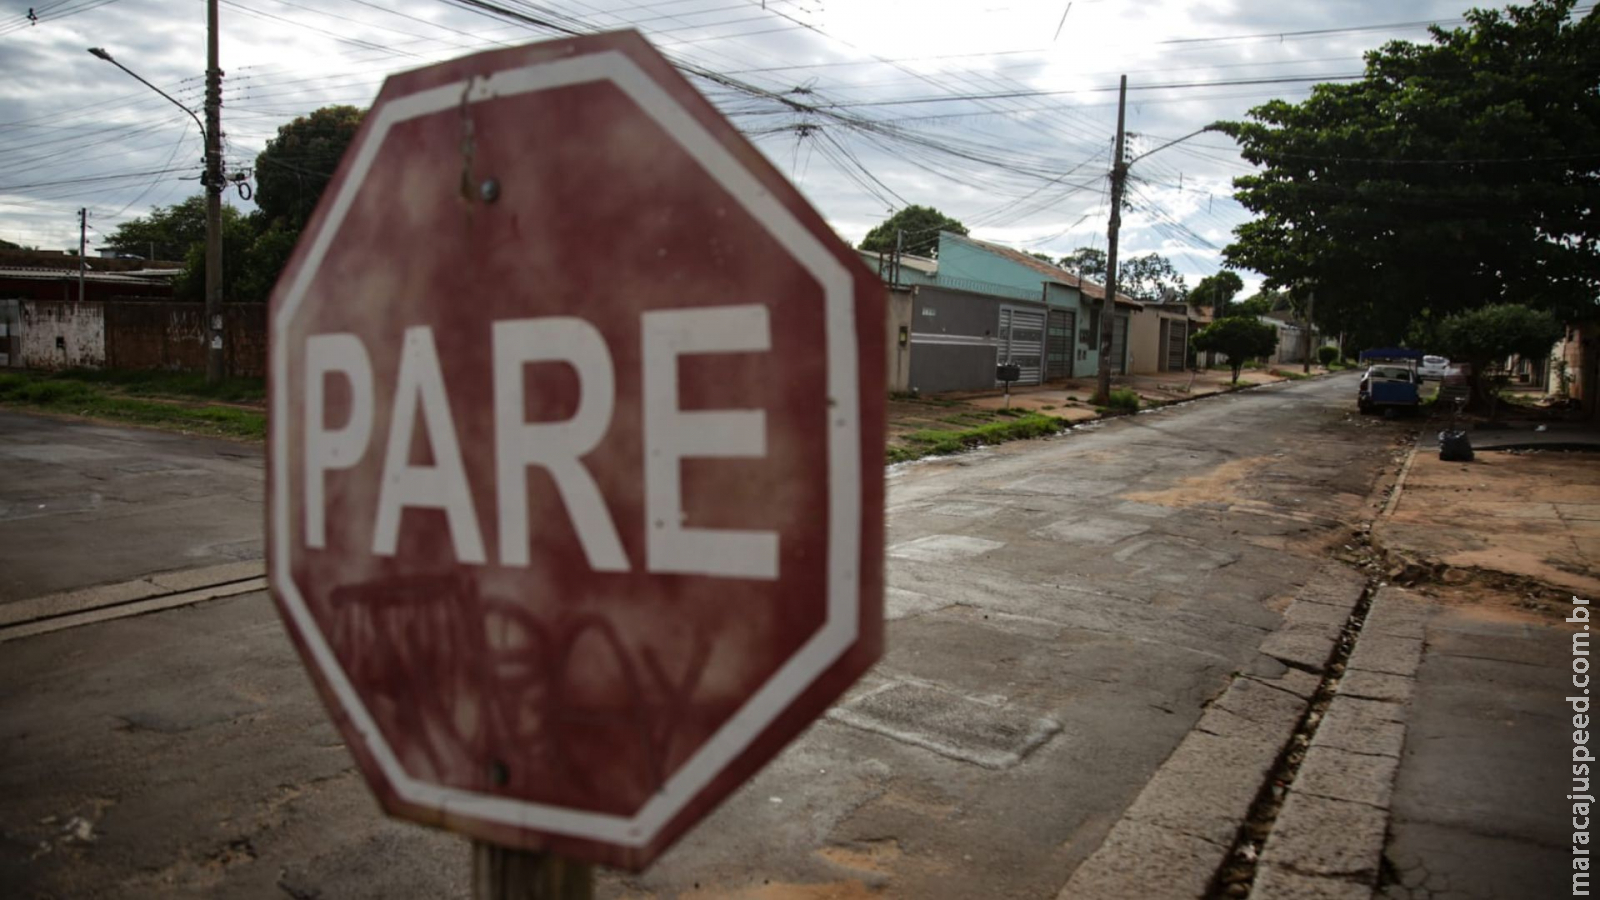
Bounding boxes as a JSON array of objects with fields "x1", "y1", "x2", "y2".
[
  {"x1": 9, "y1": 301, "x2": 268, "y2": 376},
  {"x1": 885, "y1": 286, "x2": 913, "y2": 393},
  {"x1": 939, "y1": 238, "x2": 1102, "y2": 377},
  {"x1": 20, "y1": 300, "x2": 105, "y2": 369},
  {"x1": 0, "y1": 299, "x2": 18, "y2": 368},
  {"x1": 104, "y1": 302, "x2": 269, "y2": 378},
  {"x1": 908, "y1": 285, "x2": 1048, "y2": 394},
  {"x1": 1126, "y1": 308, "x2": 1193, "y2": 374}
]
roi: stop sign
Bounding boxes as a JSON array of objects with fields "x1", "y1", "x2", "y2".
[{"x1": 267, "y1": 31, "x2": 884, "y2": 870}]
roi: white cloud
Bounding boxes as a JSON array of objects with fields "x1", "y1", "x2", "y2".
[{"x1": 0, "y1": 0, "x2": 1468, "y2": 281}]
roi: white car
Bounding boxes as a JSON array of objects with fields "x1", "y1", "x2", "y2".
[{"x1": 1419, "y1": 355, "x2": 1450, "y2": 380}]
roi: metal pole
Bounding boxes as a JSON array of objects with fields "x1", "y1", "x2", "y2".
[
  {"x1": 472, "y1": 843, "x2": 592, "y2": 900},
  {"x1": 204, "y1": 0, "x2": 224, "y2": 384},
  {"x1": 78, "y1": 208, "x2": 86, "y2": 303},
  {"x1": 1096, "y1": 75, "x2": 1128, "y2": 405}
]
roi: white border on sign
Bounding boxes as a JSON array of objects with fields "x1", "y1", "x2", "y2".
[{"x1": 270, "y1": 51, "x2": 860, "y2": 847}]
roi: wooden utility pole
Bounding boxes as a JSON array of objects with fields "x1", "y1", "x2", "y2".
[
  {"x1": 77, "y1": 208, "x2": 87, "y2": 302},
  {"x1": 203, "y1": 0, "x2": 225, "y2": 384},
  {"x1": 1096, "y1": 75, "x2": 1128, "y2": 404},
  {"x1": 472, "y1": 844, "x2": 592, "y2": 900}
]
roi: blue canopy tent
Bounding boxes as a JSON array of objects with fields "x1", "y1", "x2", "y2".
[{"x1": 1358, "y1": 348, "x2": 1423, "y2": 362}]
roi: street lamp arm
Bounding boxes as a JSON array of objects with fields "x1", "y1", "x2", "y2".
[
  {"x1": 1129, "y1": 122, "x2": 1227, "y2": 165},
  {"x1": 87, "y1": 48, "x2": 208, "y2": 144}
]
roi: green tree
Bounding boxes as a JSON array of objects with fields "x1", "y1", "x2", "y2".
[
  {"x1": 1435, "y1": 303, "x2": 1564, "y2": 404},
  {"x1": 1189, "y1": 271, "x2": 1244, "y2": 317},
  {"x1": 172, "y1": 207, "x2": 257, "y2": 302},
  {"x1": 1224, "y1": 290, "x2": 1279, "y2": 318},
  {"x1": 232, "y1": 222, "x2": 302, "y2": 303},
  {"x1": 1220, "y1": 0, "x2": 1600, "y2": 342},
  {"x1": 253, "y1": 105, "x2": 365, "y2": 234},
  {"x1": 1192, "y1": 317, "x2": 1280, "y2": 383},
  {"x1": 103, "y1": 195, "x2": 210, "y2": 261},
  {"x1": 1059, "y1": 247, "x2": 1106, "y2": 282},
  {"x1": 859, "y1": 205, "x2": 968, "y2": 258},
  {"x1": 1120, "y1": 252, "x2": 1187, "y2": 303}
]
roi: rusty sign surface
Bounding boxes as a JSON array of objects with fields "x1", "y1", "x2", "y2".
[{"x1": 266, "y1": 30, "x2": 885, "y2": 870}]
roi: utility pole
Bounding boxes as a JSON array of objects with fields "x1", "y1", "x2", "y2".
[
  {"x1": 1096, "y1": 75, "x2": 1128, "y2": 405},
  {"x1": 892, "y1": 228, "x2": 903, "y2": 286},
  {"x1": 204, "y1": 0, "x2": 224, "y2": 384},
  {"x1": 1302, "y1": 288, "x2": 1315, "y2": 373},
  {"x1": 77, "y1": 208, "x2": 87, "y2": 303}
]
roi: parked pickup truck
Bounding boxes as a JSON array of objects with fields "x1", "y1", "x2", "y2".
[{"x1": 1358, "y1": 364, "x2": 1420, "y2": 414}]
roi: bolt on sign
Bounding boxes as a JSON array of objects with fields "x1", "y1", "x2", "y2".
[{"x1": 266, "y1": 30, "x2": 886, "y2": 871}]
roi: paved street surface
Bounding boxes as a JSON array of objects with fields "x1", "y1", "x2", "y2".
[
  {"x1": 2, "y1": 375, "x2": 1426, "y2": 898},
  {"x1": 0, "y1": 412, "x2": 264, "y2": 603},
  {"x1": 1380, "y1": 602, "x2": 1568, "y2": 900}
]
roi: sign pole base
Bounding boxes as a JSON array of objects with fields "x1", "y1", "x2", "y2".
[{"x1": 472, "y1": 842, "x2": 593, "y2": 900}]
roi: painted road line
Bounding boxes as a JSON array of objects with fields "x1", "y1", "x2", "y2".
[{"x1": 0, "y1": 576, "x2": 267, "y2": 643}]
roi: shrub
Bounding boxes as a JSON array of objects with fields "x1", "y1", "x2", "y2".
[
  {"x1": 1317, "y1": 346, "x2": 1338, "y2": 367},
  {"x1": 1192, "y1": 317, "x2": 1280, "y2": 383},
  {"x1": 1106, "y1": 389, "x2": 1140, "y2": 412}
]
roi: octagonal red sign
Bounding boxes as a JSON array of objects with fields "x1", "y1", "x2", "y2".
[{"x1": 266, "y1": 31, "x2": 884, "y2": 869}]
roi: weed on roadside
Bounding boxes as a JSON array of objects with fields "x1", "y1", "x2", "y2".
[{"x1": 0, "y1": 372, "x2": 266, "y2": 439}]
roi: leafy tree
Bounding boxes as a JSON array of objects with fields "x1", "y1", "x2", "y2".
[
  {"x1": 0, "y1": 237, "x2": 25, "y2": 250},
  {"x1": 233, "y1": 223, "x2": 302, "y2": 303},
  {"x1": 103, "y1": 195, "x2": 211, "y2": 261},
  {"x1": 172, "y1": 207, "x2": 257, "y2": 302},
  {"x1": 1120, "y1": 252, "x2": 1187, "y2": 303},
  {"x1": 1192, "y1": 317, "x2": 1279, "y2": 383},
  {"x1": 1435, "y1": 303, "x2": 1564, "y2": 404},
  {"x1": 1189, "y1": 271, "x2": 1244, "y2": 317},
  {"x1": 254, "y1": 105, "x2": 365, "y2": 234},
  {"x1": 859, "y1": 205, "x2": 967, "y2": 258},
  {"x1": 1220, "y1": 0, "x2": 1600, "y2": 342},
  {"x1": 1026, "y1": 250, "x2": 1057, "y2": 265},
  {"x1": 1225, "y1": 291, "x2": 1279, "y2": 318},
  {"x1": 1059, "y1": 247, "x2": 1106, "y2": 282}
]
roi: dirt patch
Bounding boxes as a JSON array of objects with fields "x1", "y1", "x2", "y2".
[
  {"x1": 679, "y1": 879, "x2": 880, "y2": 900},
  {"x1": 1378, "y1": 450, "x2": 1600, "y2": 597},
  {"x1": 818, "y1": 839, "x2": 902, "y2": 875},
  {"x1": 1122, "y1": 456, "x2": 1274, "y2": 508}
]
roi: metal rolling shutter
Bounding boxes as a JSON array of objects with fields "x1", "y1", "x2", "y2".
[
  {"x1": 1111, "y1": 313, "x2": 1129, "y2": 375},
  {"x1": 1165, "y1": 318, "x2": 1188, "y2": 371},
  {"x1": 1000, "y1": 307, "x2": 1045, "y2": 385},
  {"x1": 1047, "y1": 309, "x2": 1075, "y2": 380}
]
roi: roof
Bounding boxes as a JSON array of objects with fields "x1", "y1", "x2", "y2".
[
  {"x1": 940, "y1": 232, "x2": 1143, "y2": 309},
  {"x1": 855, "y1": 247, "x2": 937, "y2": 276},
  {"x1": 0, "y1": 266, "x2": 172, "y2": 285}
]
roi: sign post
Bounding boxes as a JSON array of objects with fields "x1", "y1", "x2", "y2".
[{"x1": 267, "y1": 30, "x2": 885, "y2": 879}]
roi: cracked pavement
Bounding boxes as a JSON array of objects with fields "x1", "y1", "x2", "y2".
[{"x1": 0, "y1": 374, "x2": 1415, "y2": 898}]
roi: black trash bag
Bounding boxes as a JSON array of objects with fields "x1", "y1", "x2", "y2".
[{"x1": 1439, "y1": 429, "x2": 1474, "y2": 462}]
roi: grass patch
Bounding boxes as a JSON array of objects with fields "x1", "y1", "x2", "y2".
[
  {"x1": 0, "y1": 371, "x2": 265, "y2": 439},
  {"x1": 891, "y1": 412, "x2": 1066, "y2": 462},
  {"x1": 1269, "y1": 368, "x2": 1311, "y2": 381},
  {"x1": 1105, "y1": 388, "x2": 1141, "y2": 412},
  {"x1": 39, "y1": 367, "x2": 266, "y2": 404},
  {"x1": 994, "y1": 407, "x2": 1023, "y2": 417}
]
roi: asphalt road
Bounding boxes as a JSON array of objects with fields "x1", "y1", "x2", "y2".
[{"x1": 0, "y1": 373, "x2": 1410, "y2": 899}]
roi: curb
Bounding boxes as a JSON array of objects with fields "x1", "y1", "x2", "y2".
[
  {"x1": 1053, "y1": 563, "x2": 1367, "y2": 900},
  {"x1": 1248, "y1": 587, "x2": 1427, "y2": 899}
]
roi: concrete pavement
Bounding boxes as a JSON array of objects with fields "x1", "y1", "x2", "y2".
[
  {"x1": 0, "y1": 411, "x2": 264, "y2": 603},
  {"x1": 1, "y1": 374, "x2": 1421, "y2": 898}
]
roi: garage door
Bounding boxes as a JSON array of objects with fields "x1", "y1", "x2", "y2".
[
  {"x1": 1046, "y1": 308, "x2": 1075, "y2": 380},
  {"x1": 1164, "y1": 318, "x2": 1188, "y2": 371},
  {"x1": 1110, "y1": 313, "x2": 1129, "y2": 375},
  {"x1": 999, "y1": 306, "x2": 1045, "y2": 385}
]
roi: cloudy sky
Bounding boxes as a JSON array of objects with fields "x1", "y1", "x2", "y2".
[{"x1": 1, "y1": 0, "x2": 1482, "y2": 294}]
